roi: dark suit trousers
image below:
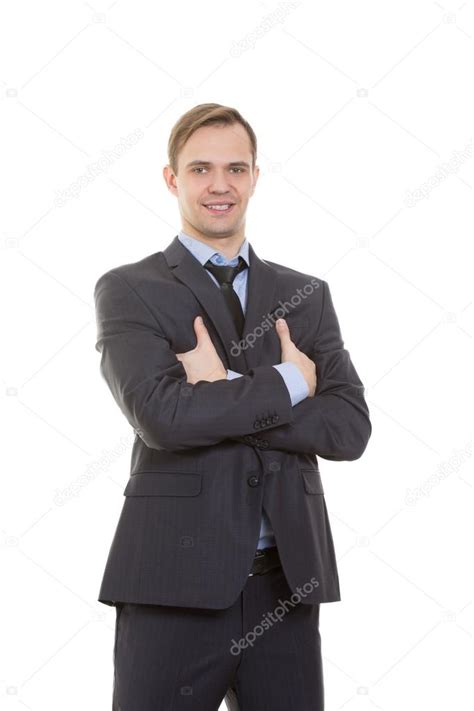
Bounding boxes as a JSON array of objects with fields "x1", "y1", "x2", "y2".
[{"x1": 112, "y1": 562, "x2": 324, "y2": 710}]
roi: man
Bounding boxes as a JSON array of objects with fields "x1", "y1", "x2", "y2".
[{"x1": 94, "y1": 103, "x2": 371, "y2": 710}]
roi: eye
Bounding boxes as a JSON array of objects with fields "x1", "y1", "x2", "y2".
[{"x1": 192, "y1": 166, "x2": 246, "y2": 174}]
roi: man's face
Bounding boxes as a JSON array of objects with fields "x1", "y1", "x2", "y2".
[{"x1": 164, "y1": 123, "x2": 259, "y2": 240}]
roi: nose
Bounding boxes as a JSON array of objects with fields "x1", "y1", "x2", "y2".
[{"x1": 207, "y1": 169, "x2": 233, "y2": 193}]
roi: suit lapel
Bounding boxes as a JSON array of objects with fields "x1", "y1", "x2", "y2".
[
  {"x1": 163, "y1": 235, "x2": 278, "y2": 373},
  {"x1": 241, "y1": 241, "x2": 278, "y2": 370}
]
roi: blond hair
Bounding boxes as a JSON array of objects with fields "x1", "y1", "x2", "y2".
[{"x1": 167, "y1": 103, "x2": 257, "y2": 175}]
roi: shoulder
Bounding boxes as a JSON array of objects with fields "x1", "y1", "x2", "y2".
[
  {"x1": 93, "y1": 250, "x2": 165, "y2": 294},
  {"x1": 262, "y1": 257, "x2": 327, "y2": 298}
]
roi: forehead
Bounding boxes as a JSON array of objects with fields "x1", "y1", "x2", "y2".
[{"x1": 180, "y1": 123, "x2": 252, "y2": 164}]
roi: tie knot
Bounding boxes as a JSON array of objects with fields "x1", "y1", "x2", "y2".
[{"x1": 204, "y1": 256, "x2": 247, "y2": 286}]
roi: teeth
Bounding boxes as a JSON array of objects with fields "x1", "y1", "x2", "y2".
[{"x1": 206, "y1": 204, "x2": 231, "y2": 210}]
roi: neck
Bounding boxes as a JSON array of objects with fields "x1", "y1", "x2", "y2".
[{"x1": 181, "y1": 225, "x2": 245, "y2": 261}]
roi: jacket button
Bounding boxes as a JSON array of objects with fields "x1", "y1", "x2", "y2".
[{"x1": 247, "y1": 475, "x2": 260, "y2": 487}]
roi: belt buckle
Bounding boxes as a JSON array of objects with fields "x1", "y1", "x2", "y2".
[{"x1": 248, "y1": 549, "x2": 265, "y2": 577}]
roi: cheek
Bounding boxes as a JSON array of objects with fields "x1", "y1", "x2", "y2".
[
  {"x1": 179, "y1": 191, "x2": 200, "y2": 211},
  {"x1": 177, "y1": 182, "x2": 198, "y2": 201}
]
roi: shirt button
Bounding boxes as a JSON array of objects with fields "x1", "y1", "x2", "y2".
[{"x1": 269, "y1": 461, "x2": 280, "y2": 472}]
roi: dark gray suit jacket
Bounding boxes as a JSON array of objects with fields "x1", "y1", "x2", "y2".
[{"x1": 94, "y1": 235, "x2": 371, "y2": 608}]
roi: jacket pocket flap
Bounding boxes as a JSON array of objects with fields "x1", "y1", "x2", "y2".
[
  {"x1": 124, "y1": 471, "x2": 202, "y2": 497},
  {"x1": 300, "y1": 468, "x2": 324, "y2": 494}
]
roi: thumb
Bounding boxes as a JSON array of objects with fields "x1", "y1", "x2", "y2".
[
  {"x1": 275, "y1": 318, "x2": 292, "y2": 345},
  {"x1": 194, "y1": 315, "x2": 211, "y2": 345}
]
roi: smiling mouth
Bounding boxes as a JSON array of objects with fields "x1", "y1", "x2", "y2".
[{"x1": 202, "y1": 203, "x2": 235, "y2": 215}]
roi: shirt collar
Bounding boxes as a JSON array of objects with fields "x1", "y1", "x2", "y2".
[{"x1": 178, "y1": 230, "x2": 250, "y2": 267}]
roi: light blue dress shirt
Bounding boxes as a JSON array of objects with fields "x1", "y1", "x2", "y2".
[{"x1": 177, "y1": 230, "x2": 309, "y2": 548}]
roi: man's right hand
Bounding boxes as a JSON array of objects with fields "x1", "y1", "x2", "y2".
[
  {"x1": 275, "y1": 318, "x2": 317, "y2": 397},
  {"x1": 175, "y1": 316, "x2": 227, "y2": 384}
]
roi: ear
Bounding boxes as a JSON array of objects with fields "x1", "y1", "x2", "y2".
[
  {"x1": 250, "y1": 164, "x2": 260, "y2": 196},
  {"x1": 163, "y1": 164, "x2": 178, "y2": 196}
]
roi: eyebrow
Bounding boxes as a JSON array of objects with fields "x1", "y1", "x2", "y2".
[{"x1": 185, "y1": 160, "x2": 251, "y2": 169}]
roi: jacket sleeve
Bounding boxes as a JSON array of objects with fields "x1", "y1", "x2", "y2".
[
  {"x1": 230, "y1": 280, "x2": 372, "y2": 461},
  {"x1": 94, "y1": 269, "x2": 294, "y2": 451},
  {"x1": 228, "y1": 364, "x2": 309, "y2": 406}
]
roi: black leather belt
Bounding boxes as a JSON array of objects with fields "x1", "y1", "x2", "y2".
[{"x1": 248, "y1": 545, "x2": 281, "y2": 576}]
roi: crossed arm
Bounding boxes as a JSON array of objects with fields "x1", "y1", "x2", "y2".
[
  {"x1": 229, "y1": 358, "x2": 371, "y2": 461},
  {"x1": 94, "y1": 270, "x2": 371, "y2": 461},
  {"x1": 225, "y1": 283, "x2": 371, "y2": 460}
]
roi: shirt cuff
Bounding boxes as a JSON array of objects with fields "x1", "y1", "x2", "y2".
[{"x1": 272, "y1": 362, "x2": 309, "y2": 406}]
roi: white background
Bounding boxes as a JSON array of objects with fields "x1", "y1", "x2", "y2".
[{"x1": 0, "y1": 0, "x2": 472, "y2": 709}]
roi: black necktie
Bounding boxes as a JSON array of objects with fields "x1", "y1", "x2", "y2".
[{"x1": 204, "y1": 256, "x2": 248, "y2": 337}]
